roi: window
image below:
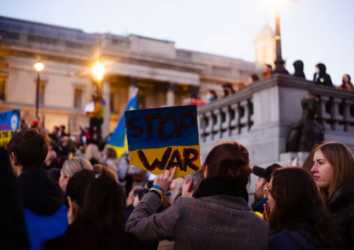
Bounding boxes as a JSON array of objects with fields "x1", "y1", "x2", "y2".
[
  {"x1": 110, "y1": 93, "x2": 117, "y2": 113},
  {"x1": 73, "y1": 87, "x2": 83, "y2": 109},
  {"x1": 28, "y1": 35, "x2": 57, "y2": 45},
  {"x1": 0, "y1": 31, "x2": 20, "y2": 40},
  {"x1": 0, "y1": 76, "x2": 6, "y2": 101}
]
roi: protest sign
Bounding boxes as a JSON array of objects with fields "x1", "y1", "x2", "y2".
[
  {"x1": 0, "y1": 110, "x2": 20, "y2": 146},
  {"x1": 125, "y1": 105, "x2": 201, "y2": 177}
]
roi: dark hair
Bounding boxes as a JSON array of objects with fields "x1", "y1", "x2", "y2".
[
  {"x1": 208, "y1": 89, "x2": 218, "y2": 99},
  {"x1": 66, "y1": 170, "x2": 95, "y2": 208},
  {"x1": 7, "y1": 129, "x2": 48, "y2": 168},
  {"x1": 269, "y1": 167, "x2": 339, "y2": 249},
  {"x1": 251, "y1": 74, "x2": 260, "y2": 82},
  {"x1": 265, "y1": 64, "x2": 272, "y2": 70},
  {"x1": 293, "y1": 60, "x2": 306, "y2": 78},
  {"x1": 78, "y1": 173, "x2": 125, "y2": 231},
  {"x1": 204, "y1": 142, "x2": 250, "y2": 185},
  {"x1": 302, "y1": 150, "x2": 314, "y2": 172},
  {"x1": 0, "y1": 147, "x2": 28, "y2": 250},
  {"x1": 316, "y1": 63, "x2": 327, "y2": 75},
  {"x1": 342, "y1": 74, "x2": 351, "y2": 84}
]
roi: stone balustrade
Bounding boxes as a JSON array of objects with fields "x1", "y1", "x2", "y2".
[
  {"x1": 197, "y1": 74, "x2": 354, "y2": 165},
  {"x1": 310, "y1": 87, "x2": 354, "y2": 132},
  {"x1": 198, "y1": 86, "x2": 254, "y2": 143}
]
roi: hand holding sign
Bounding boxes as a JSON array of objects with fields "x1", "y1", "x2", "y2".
[{"x1": 125, "y1": 105, "x2": 201, "y2": 177}]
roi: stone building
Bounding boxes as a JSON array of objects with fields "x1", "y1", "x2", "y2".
[{"x1": 0, "y1": 15, "x2": 259, "y2": 134}]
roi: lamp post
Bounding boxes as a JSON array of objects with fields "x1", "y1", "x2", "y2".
[
  {"x1": 266, "y1": 0, "x2": 289, "y2": 74},
  {"x1": 91, "y1": 60, "x2": 106, "y2": 98},
  {"x1": 89, "y1": 59, "x2": 106, "y2": 142},
  {"x1": 33, "y1": 61, "x2": 45, "y2": 120},
  {"x1": 273, "y1": 11, "x2": 289, "y2": 74}
]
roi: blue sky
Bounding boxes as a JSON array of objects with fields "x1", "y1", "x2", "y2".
[{"x1": 2, "y1": 0, "x2": 353, "y2": 84}]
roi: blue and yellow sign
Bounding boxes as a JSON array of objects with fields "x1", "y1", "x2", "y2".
[
  {"x1": 125, "y1": 105, "x2": 201, "y2": 177},
  {"x1": 0, "y1": 110, "x2": 20, "y2": 146}
]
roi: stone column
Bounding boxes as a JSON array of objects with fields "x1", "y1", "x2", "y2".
[
  {"x1": 102, "y1": 80, "x2": 110, "y2": 137},
  {"x1": 166, "y1": 83, "x2": 176, "y2": 106}
]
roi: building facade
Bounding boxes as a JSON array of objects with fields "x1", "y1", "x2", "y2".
[{"x1": 0, "y1": 16, "x2": 258, "y2": 134}]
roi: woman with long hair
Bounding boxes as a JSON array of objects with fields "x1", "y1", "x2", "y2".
[
  {"x1": 126, "y1": 142, "x2": 268, "y2": 250},
  {"x1": 310, "y1": 142, "x2": 354, "y2": 249},
  {"x1": 267, "y1": 167, "x2": 340, "y2": 250},
  {"x1": 45, "y1": 171, "x2": 140, "y2": 250}
]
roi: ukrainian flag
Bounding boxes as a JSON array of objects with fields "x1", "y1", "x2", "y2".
[{"x1": 107, "y1": 90, "x2": 139, "y2": 157}]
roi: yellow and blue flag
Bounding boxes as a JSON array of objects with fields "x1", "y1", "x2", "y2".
[
  {"x1": 0, "y1": 110, "x2": 20, "y2": 146},
  {"x1": 107, "y1": 91, "x2": 139, "y2": 157}
]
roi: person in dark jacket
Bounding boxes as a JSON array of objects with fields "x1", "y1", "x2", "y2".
[
  {"x1": 45, "y1": 171, "x2": 140, "y2": 250},
  {"x1": 252, "y1": 164, "x2": 281, "y2": 213},
  {"x1": 293, "y1": 60, "x2": 306, "y2": 79},
  {"x1": 313, "y1": 63, "x2": 334, "y2": 87},
  {"x1": 126, "y1": 142, "x2": 268, "y2": 250},
  {"x1": 0, "y1": 147, "x2": 28, "y2": 250},
  {"x1": 267, "y1": 167, "x2": 340, "y2": 250},
  {"x1": 7, "y1": 129, "x2": 68, "y2": 250},
  {"x1": 310, "y1": 142, "x2": 354, "y2": 250}
]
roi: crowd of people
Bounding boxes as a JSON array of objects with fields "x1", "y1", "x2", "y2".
[
  {"x1": 202, "y1": 61, "x2": 354, "y2": 104},
  {"x1": 1, "y1": 122, "x2": 354, "y2": 250}
]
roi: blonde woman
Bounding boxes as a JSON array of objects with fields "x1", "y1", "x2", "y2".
[{"x1": 59, "y1": 158, "x2": 93, "y2": 192}]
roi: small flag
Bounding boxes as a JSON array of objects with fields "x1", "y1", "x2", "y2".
[{"x1": 107, "y1": 89, "x2": 138, "y2": 157}]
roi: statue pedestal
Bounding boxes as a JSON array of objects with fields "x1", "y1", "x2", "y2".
[{"x1": 280, "y1": 152, "x2": 309, "y2": 167}]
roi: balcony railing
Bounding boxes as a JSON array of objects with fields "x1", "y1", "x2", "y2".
[{"x1": 197, "y1": 74, "x2": 354, "y2": 164}]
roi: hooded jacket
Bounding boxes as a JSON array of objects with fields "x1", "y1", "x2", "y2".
[{"x1": 18, "y1": 168, "x2": 68, "y2": 250}]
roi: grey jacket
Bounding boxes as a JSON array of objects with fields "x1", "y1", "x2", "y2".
[{"x1": 126, "y1": 192, "x2": 269, "y2": 250}]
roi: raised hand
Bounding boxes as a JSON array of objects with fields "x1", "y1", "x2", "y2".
[{"x1": 154, "y1": 167, "x2": 176, "y2": 192}]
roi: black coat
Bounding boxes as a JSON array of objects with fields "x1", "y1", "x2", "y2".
[
  {"x1": 313, "y1": 73, "x2": 334, "y2": 87},
  {"x1": 328, "y1": 178, "x2": 354, "y2": 250}
]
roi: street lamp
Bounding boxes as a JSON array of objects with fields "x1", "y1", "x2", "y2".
[
  {"x1": 273, "y1": 12, "x2": 288, "y2": 74},
  {"x1": 267, "y1": 0, "x2": 289, "y2": 74},
  {"x1": 91, "y1": 60, "x2": 106, "y2": 97},
  {"x1": 89, "y1": 59, "x2": 106, "y2": 142},
  {"x1": 33, "y1": 61, "x2": 45, "y2": 120}
]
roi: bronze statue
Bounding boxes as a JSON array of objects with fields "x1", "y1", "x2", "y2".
[{"x1": 286, "y1": 94, "x2": 324, "y2": 152}]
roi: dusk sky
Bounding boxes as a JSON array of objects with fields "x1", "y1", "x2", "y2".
[{"x1": 2, "y1": 0, "x2": 353, "y2": 84}]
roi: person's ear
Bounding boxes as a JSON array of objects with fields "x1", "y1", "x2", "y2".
[
  {"x1": 67, "y1": 197, "x2": 78, "y2": 224},
  {"x1": 9, "y1": 152, "x2": 22, "y2": 176}
]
